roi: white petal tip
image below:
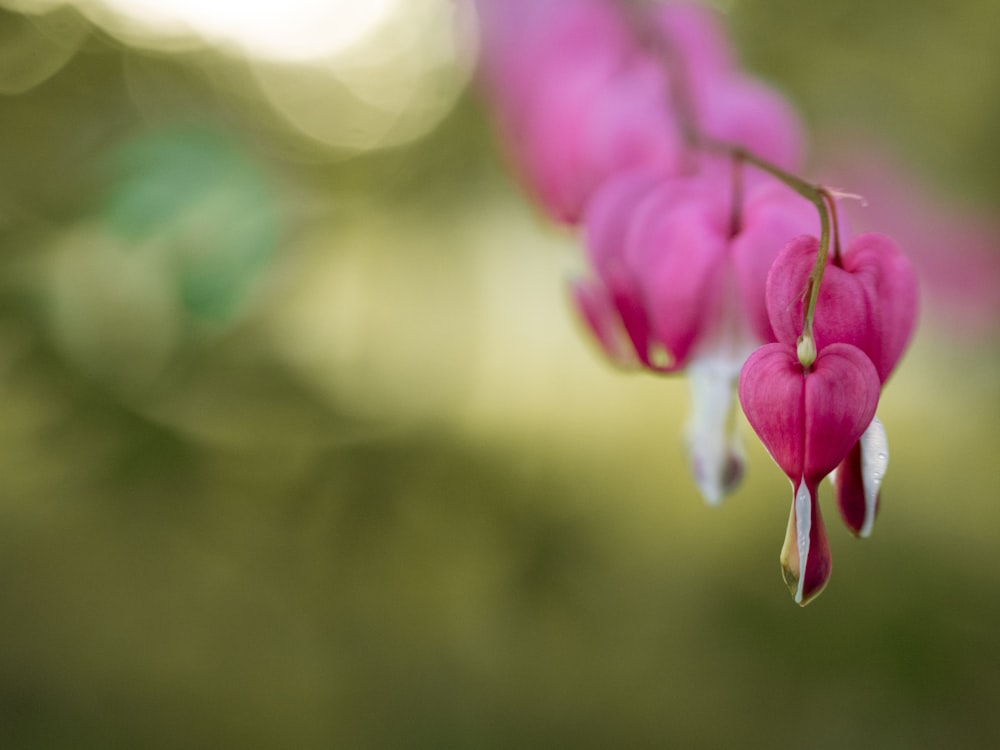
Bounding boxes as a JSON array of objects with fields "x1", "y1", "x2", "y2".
[{"x1": 859, "y1": 416, "x2": 888, "y2": 538}]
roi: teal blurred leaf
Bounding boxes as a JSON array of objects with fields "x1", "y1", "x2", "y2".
[{"x1": 103, "y1": 127, "x2": 280, "y2": 321}]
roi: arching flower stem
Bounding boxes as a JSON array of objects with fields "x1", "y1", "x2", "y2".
[
  {"x1": 820, "y1": 188, "x2": 843, "y2": 263},
  {"x1": 706, "y1": 143, "x2": 834, "y2": 368},
  {"x1": 623, "y1": 1, "x2": 839, "y2": 369}
]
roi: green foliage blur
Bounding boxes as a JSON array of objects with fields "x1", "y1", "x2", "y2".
[{"x1": 1, "y1": 1, "x2": 999, "y2": 749}]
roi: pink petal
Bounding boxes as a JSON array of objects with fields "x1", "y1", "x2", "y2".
[
  {"x1": 583, "y1": 168, "x2": 664, "y2": 273},
  {"x1": 476, "y1": 0, "x2": 628, "y2": 118},
  {"x1": 629, "y1": 192, "x2": 728, "y2": 370},
  {"x1": 737, "y1": 342, "x2": 807, "y2": 480},
  {"x1": 475, "y1": 0, "x2": 631, "y2": 221},
  {"x1": 568, "y1": 276, "x2": 637, "y2": 367},
  {"x1": 731, "y1": 182, "x2": 819, "y2": 343},
  {"x1": 605, "y1": 262, "x2": 672, "y2": 372},
  {"x1": 650, "y1": 1, "x2": 735, "y2": 94},
  {"x1": 839, "y1": 234, "x2": 919, "y2": 383},
  {"x1": 521, "y1": 56, "x2": 679, "y2": 223},
  {"x1": 767, "y1": 233, "x2": 919, "y2": 382},
  {"x1": 516, "y1": 60, "x2": 620, "y2": 222},
  {"x1": 650, "y1": 3, "x2": 804, "y2": 170},
  {"x1": 701, "y1": 76, "x2": 806, "y2": 172},
  {"x1": 766, "y1": 235, "x2": 872, "y2": 358},
  {"x1": 580, "y1": 170, "x2": 676, "y2": 370},
  {"x1": 802, "y1": 343, "x2": 881, "y2": 482},
  {"x1": 575, "y1": 61, "x2": 682, "y2": 214},
  {"x1": 477, "y1": 0, "x2": 681, "y2": 223},
  {"x1": 737, "y1": 339, "x2": 876, "y2": 606}
]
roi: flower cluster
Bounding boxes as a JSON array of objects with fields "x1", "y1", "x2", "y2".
[{"x1": 476, "y1": 0, "x2": 918, "y2": 605}]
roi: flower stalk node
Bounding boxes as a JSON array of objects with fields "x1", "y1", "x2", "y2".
[{"x1": 796, "y1": 333, "x2": 817, "y2": 368}]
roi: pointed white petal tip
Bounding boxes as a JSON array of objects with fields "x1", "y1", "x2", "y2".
[
  {"x1": 859, "y1": 415, "x2": 888, "y2": 538},
  {"x1": 793, "y1": 481, "x2": 811, "y2": 604},
  {"x1": 685, "y1": 360, "x2": 745, "y2": 506}
]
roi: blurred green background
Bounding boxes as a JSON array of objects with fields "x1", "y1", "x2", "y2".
[{"x1": 1, "y1": 1, "x2": 999, "y2": 748}]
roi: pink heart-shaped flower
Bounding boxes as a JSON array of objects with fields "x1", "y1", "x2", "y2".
[
  {"x1": 766, "y1": 233, "x2": 918, "y2": 382},
  {"x1": 766, "y1": 232, "x2": 917, "y2": 537},
  {"x1": 738, "y1": 341, "x2": 880, "y2": 604}
]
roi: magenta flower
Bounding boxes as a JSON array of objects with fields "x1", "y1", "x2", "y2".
[
  {"x1": 475, "y1": 0, "x2": 805, "y2": 223},
  {"x1": 767, "y1": 233, "x2": 918, "y2": 383},
  {"x1": 646, "y1": 1, "x2": 805, "y2": 172},
  {"x1": 572, "y1": 169, "x2": 817, "y2": 502},
  {"x1": 766, "y1": 233, "x2": 918, "y2": 535},
  {"x1": 477, "y1": 0, "x2": 920, "y2": 605},
  {"x1": 475, "y1": 0, "x2": 680, "y2": 223},
  {"x1": 738, "y1": 342, "x2": 881, "y2": 604}
]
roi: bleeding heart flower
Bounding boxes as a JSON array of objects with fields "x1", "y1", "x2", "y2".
[
  {"x1": 478, "y1": 0, "x2": 919, "y2": 606},
  {"x1": 738, "y1": 342, "x2": 880, "y2": 604},
  {"x1": 766, "y1": 232, "x2": 918, "y2": 536},
  {"x1": 475, "y1": 0, "x2": 681, "y2": 223},
  {"x1": 648, "y1": 2, "x2": 805, "y2": 171},
  {"x1": 571, "y1": 169, "x2": 818, "y2": 502},
  {"x1": 475, "y1": 0, "x2": 805, "y2": 223},
  {"x1": 767, "y1": 233, "x2": 918, "y2": 382}
]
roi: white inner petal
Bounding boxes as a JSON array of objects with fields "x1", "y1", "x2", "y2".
[
  {"x1": 859, "y1": 415, "x2": 889, "y2": 538},
  {"x1": 793, "y1": 481, "x2": 812, "y2": 605},
  {"x1": 684, "y1": 358, "x2": 744, "y2": 505}
]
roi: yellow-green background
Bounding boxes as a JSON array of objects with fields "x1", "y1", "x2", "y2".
[{"x1": 1, "y1": 1, "x2": 998, "y2": 748}]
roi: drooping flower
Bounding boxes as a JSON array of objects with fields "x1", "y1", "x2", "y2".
[
  {"x1": 572, "y1": 169, "x2": 818, "y2": 502},
  {"x1": 767, "y1": 233, "x2": 919, "y2": 383},
  {"x1": 766, "y1": 233, "x2": 918, "y2": 535},
  {"x1": 644, "y1": 1, "x2": 806, "y2": 172},
  {"x1": 475, "y1": 0, "x2": 679, "y2": 222},
  {"x1": 476, "y1": 0, "x2": 920, "y2": 605},
  {"x1": 475, "y1": 0, "x2": 805, "y2": 223},
  {"x1": 738, "y1": 342, "x2": 881, "y2": 604}
]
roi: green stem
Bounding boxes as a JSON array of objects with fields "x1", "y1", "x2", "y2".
[
  {"x1": 710, "y1": 145, "x2": 831, "y2": 366},
  {"x1": 820, "y1": 188, "x2": 842, "y2": 262}
]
